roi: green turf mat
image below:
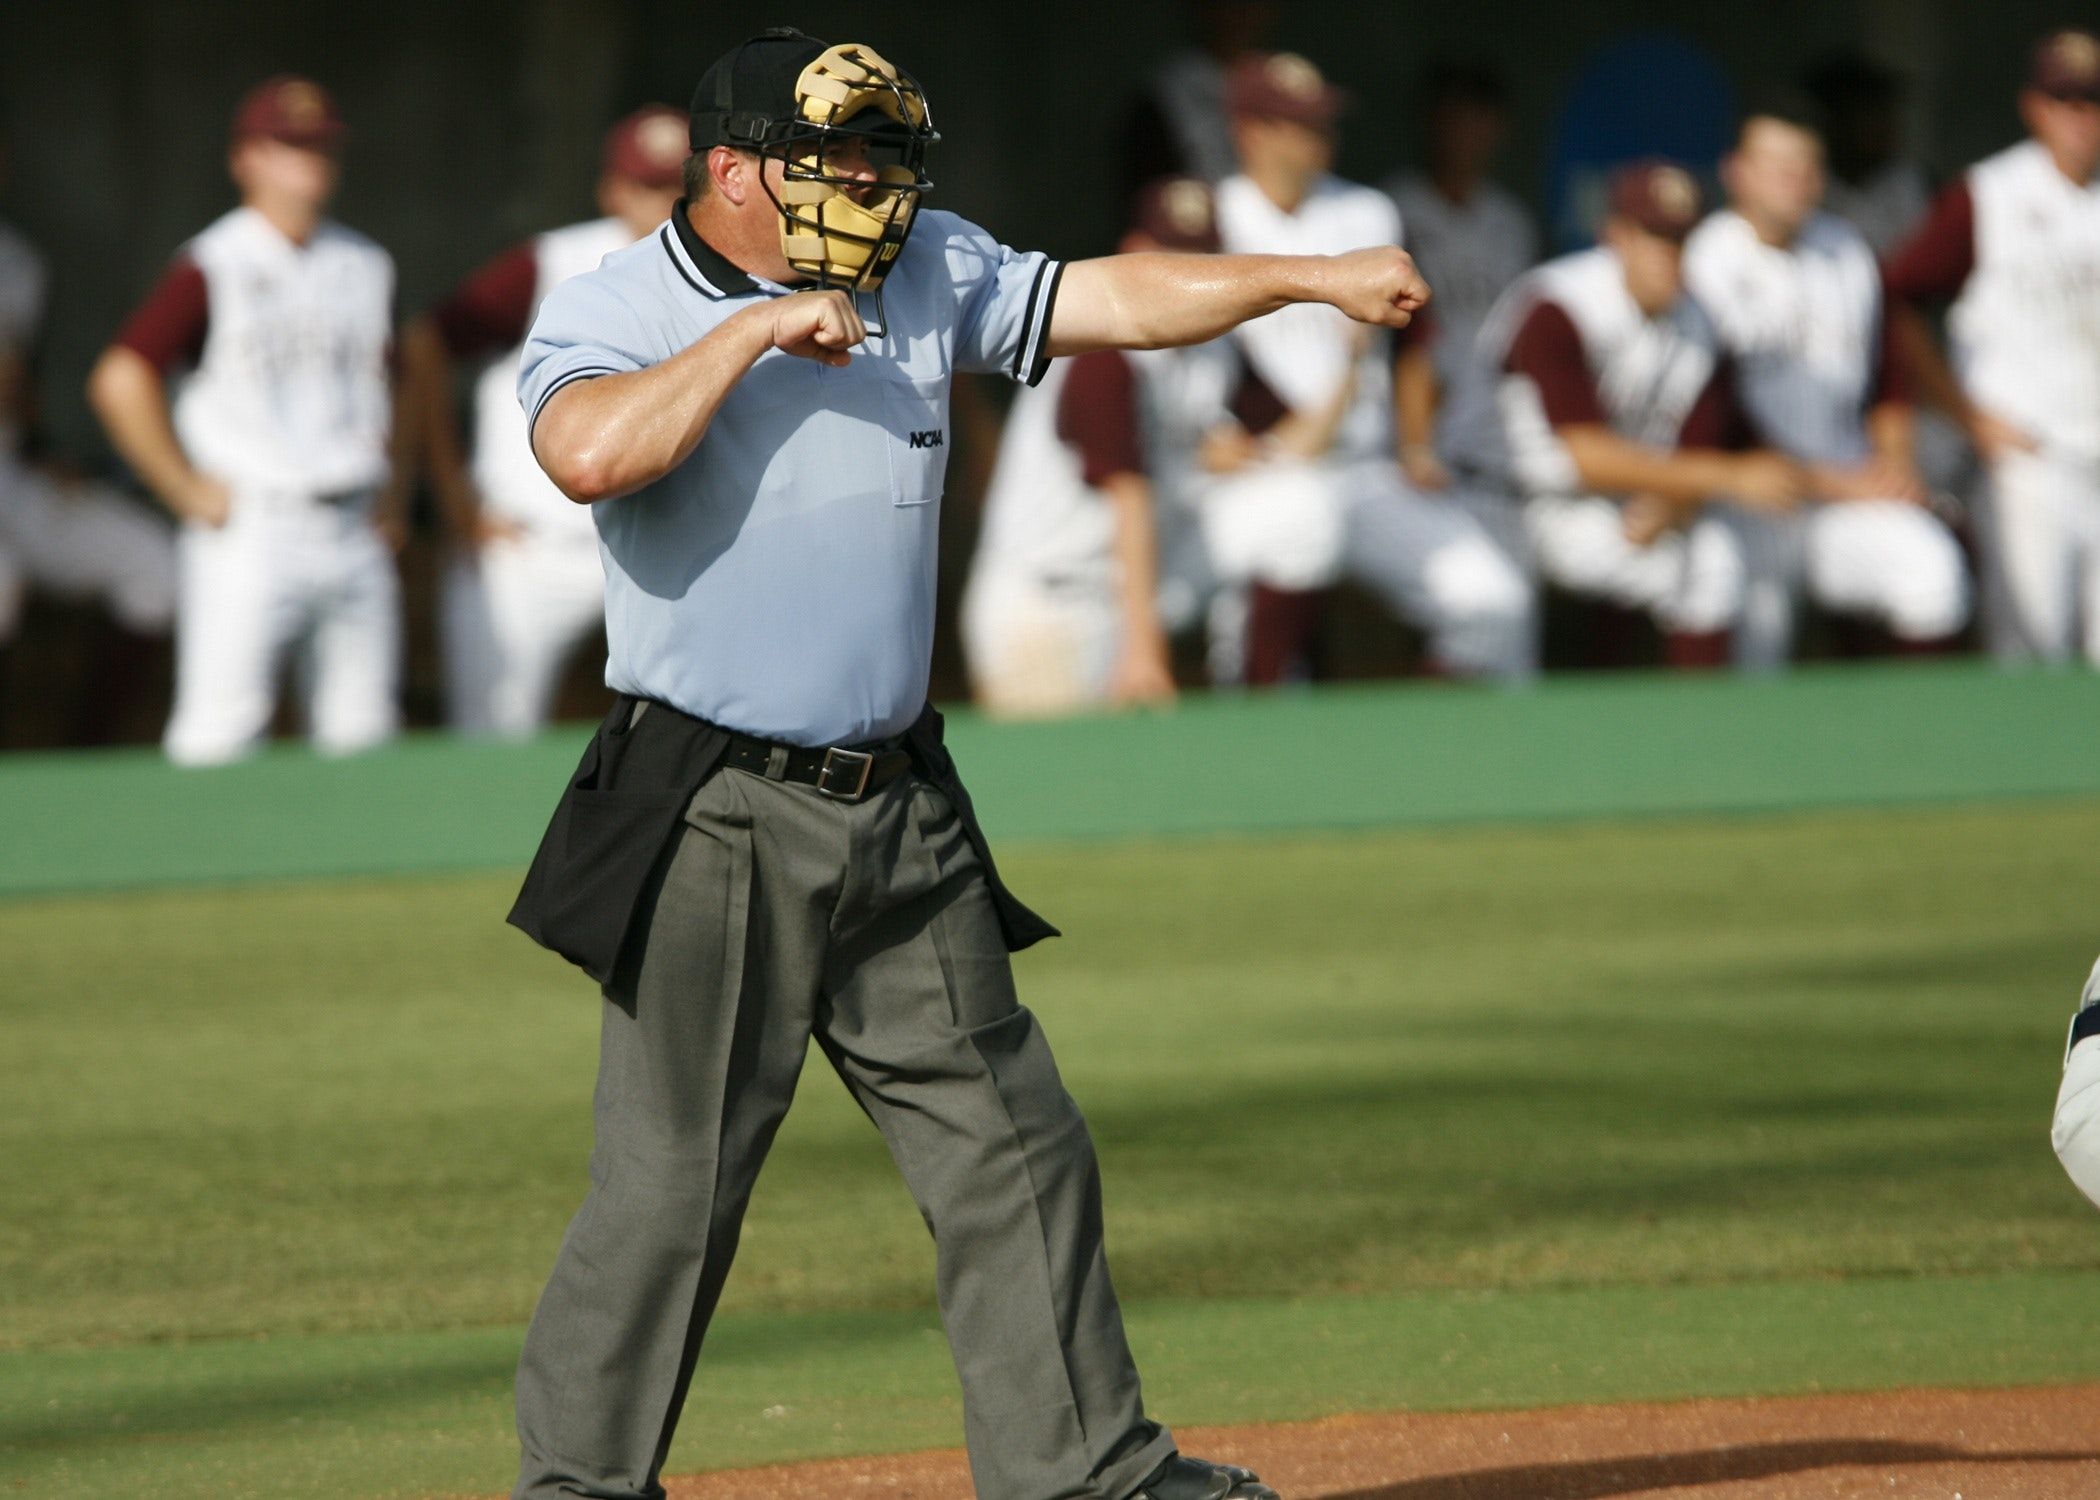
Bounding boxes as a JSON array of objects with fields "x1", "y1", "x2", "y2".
[
  {"x1": 7, "y1": 1272, "x2": 2097, "y2": 1500},
  {"x1": 4, "y1": 662, "x2": 2100, "y2": 896}
]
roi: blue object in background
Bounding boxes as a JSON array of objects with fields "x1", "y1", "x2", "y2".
[{"x1": 1546, "y1": 32, "x2": 1738, "y2": 251}]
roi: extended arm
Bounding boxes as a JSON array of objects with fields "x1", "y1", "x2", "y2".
[
  {"x1": 532, "y1": 290, "x2": 865, "y2": 503},
  {"x1": 1045, "y1": 247, "x2": 1428, "y2": 358}
]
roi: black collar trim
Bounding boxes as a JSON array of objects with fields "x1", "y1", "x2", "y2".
[{"x1": 665, "y1": 199, "x2": 757, "y2": 297}]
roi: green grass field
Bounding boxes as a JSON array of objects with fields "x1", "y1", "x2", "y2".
[{"x1": 5, "y1": 756, "x2": 2099, "y2": 1497}]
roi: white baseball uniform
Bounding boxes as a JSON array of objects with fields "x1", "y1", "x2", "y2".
[
  {"x1": 433, "y1": 217, "x2": 626, "y2": 737},
  {"x1": 1382, "y1": 172, "x2": 1538, "y2": 414},
  {"x1": 1215, "y1": 172, "x2": 1535, "y2": 679},
  {"x1": 1683, "y1": 208, "x2": 1970, "y2": 663},
  {"x1": 1887, "y1": 141, "x2": 2100, "y2": 663},
  {"x1": 0, "y1": 218, "x2": 175, "y2": 648},
  {"x1": 962, "y1": 341, "x2": 1343, "y2": 710},
  {"x1": 2056, "y1": 955, "x2": 2100, "y2": 1211},
  {"x1": 1444, "y1": 246, "x2": 1759, "y2": 642},
  {"x1": 115, "y1": 206, "x2": 399, "y2": 765}
]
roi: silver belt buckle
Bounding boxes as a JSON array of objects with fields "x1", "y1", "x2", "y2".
[{"x1": 816, "y1": 746, "x2": 875, "y2": 801}]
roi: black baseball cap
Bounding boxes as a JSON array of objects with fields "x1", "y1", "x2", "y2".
[{"x1": 688, "y1": 28, "x2": 830, "y2": 150}]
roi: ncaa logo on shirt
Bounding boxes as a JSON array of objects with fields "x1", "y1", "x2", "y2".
[{"x1": 908, "y1": 428, "x2": 944, "y2": 449}]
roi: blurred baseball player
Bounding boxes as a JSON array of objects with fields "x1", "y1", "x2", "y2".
[
  {"x1": 2056, "y1": 955, "x2": 2100, "y2": 1210},
  {"x1": 1382, "y1": 62, "x2": 1538, "y2": 441},
  {"x1": 0, "y1": 114, "x2": 174, "y2": 729},
  {"x1": 401, "y1": 105, "x2": 686, "y2": 738},
  {"x1": 962, "y1": 176, "x2": 1355, "y2": 713},
  {"x1": 1216, "y1": 51, "x2": 1533, "y2": 683},
  {"x1": 1884, "y1": 28, "x2": 2100, "y2": 665},
  {"x1": 88, "y1": 76, "x2": 403, "y2": 765},
  {"x1": 1683, "y1": 104, "x2": 1970, "y2": 662},
  {"x1": 1444, "y1": 161, "x2": 1809, "y2": 666},
  {"x1": 503, "y1": 23, "x2": 1437, "y2": 1500}
]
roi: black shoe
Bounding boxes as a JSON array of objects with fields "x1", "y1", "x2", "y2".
[{"x1": 1130, "y1": 1454, "x2": 1280, "y2": 1500}]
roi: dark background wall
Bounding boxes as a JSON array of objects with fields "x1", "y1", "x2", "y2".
[{"x1": 0, "y1": 0, "x2": 2077, "y2": 464}]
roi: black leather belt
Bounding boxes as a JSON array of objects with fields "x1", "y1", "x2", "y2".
[
  {"x1": 719, "y1": 729, "x2": 914, "y2": 802},
  {"x1": 2073, "y1": 1003, "x2": 2100, "y2": 1054}
]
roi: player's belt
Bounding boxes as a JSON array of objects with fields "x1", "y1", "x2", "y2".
[
  {"x1": 2073, "y1": 1003, "x2": 2100, "y2": 1054},
  {"x1": 718, "y1": 729, "x2": 914, "y2": 803}
]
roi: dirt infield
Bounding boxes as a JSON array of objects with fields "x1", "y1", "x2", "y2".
[{"x1": 661, "y1": 1384, "x2": 2100, "y2": 1499}]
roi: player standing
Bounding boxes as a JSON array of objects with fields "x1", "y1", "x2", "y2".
[
  {"x1": 87, "y1": 76, "x2": 403, "y2": 765},
  {"x1": 1884, "y1": 29, "x2": 2100, "y2": 665},
  {"x1": 1683, "y1": 105, "x2": 1970, "y2": 662},
  {"x1": 2056, "y1": 955, "x2": 2100, "y2": 1211},
  {"x1": 1444, "y1": 161, "x2": 1810, "y2": 665},
  {"x1": 1215, "y1": 52, "x2": 1533, "y2": 683},
  {"x1": 401, "y1": 105, "x2": 686, "y2": 738}
]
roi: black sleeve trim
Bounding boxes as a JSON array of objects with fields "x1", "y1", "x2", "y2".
[
  {"x1": 1018, "y1": 260, "x2": 1067, "y2": 388},
  {"x1": 1010, "y1": 257, "x2": 1055, "y2": 382},
  {"x1": 527, "y1": 365, "x2": 623, "y2": 438}
]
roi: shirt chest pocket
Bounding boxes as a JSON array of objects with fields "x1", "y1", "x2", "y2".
[{"x1": 879, "y1": 377, "x2": 951, "y2": 507}]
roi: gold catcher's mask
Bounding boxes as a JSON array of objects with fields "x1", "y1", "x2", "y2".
[{"x1": 773, "y1": 43, "x2": 936, "y2": 304}]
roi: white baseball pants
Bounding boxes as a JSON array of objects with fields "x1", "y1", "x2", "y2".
[
  {"x1": 441, "y1": 531, "x2": 606, "y2": 738},
  {"x1": 959, "y1": 570, "x2": 1121, "y2": 717},
  {"x1": 1979, "y1": 449, "x2": 2100, "y2": 664},
  {"x1": 163, "y1": 492, "x2": 400, "y2": 767}
]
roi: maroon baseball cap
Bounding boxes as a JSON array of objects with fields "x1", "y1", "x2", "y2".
[
  {"x1": 2030, "y1": 29, "x2": 2100, "y2": 101},
  {"x1": 1607, "y1": 158, "x2": 1705, "y2": 242},
  {"x1": 231, "y1": 75, "x2": 345, "y2": 152},
  {"x1": 603, "y1": 104, "x2": 688, "y2": 189},
  {"x1": 1225, "y1": 52, "x2": 1349, "y2": 129},
  {"x1": 1130, "y1": 177, "x2": 1221, "y2": 252}
]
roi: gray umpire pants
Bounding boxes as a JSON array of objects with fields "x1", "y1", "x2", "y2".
[{"x1": 513, "y1": 763, "x2": 1177, "y2": 1500}]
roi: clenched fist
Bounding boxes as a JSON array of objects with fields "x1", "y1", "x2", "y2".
[
  {"x1": 1319, "y1": 246, "x2": 1432, "y2": 329},
  {"x1": 770, "y1": 289, "x2": 866, "y2": 366}
]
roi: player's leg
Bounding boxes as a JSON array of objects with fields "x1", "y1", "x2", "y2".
[
  {"x1": 1800, "y1": 498, "x2": 1972, "y2": 646},
  {"x1": 1342, "y1": 467, "x2": 1536, "y2": 680},
  {"x1": 305, "y1": 515, "x2": 401, "y2": 757},
  {"x1": 2054, "y1": 956, "x2": 2100, "y2": 1211},
  {"x1": 162, "y1": 506, "x2": 292, "y2": 767},
  {"x1": 817, "y1": 777, "x2": 1181, "y2": 1500},
  {"x1": 439, "y1": 551, "x2": 503, "y2": 735},
  {"x1": 469, "y1": 534, "x2": 608, "y2": 736},
  {"x1": 1978, "y1": 450, "x2": 2077, "y2": 663},
  {"x1": 1709, "y1": 505, "x2": 1801, "y2": 672},
  {"x1": 960, "y1": 569, "x2": 1120, "y2": 717},
  {"x1": 1198, "y1": 460, "x2": 1348, "y2": 684},
  {"x1": 513, "y1": 769, "x2": 830, "y2": 1499}
]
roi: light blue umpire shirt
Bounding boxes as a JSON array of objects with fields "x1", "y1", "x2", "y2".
[{"x1": 518, "y1": 203, "x2": 1063, "y2": 747}]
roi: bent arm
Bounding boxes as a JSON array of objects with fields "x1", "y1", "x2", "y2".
[
  {"x1": 398, "y1": 315, "x2": 485, "y2": 540},
  {"x1": 1045, "y1": 246, "x2": 1427, "y2": 358},
  {"x1": 85, "y1": 345, "x2": 217, "y2": 521}
]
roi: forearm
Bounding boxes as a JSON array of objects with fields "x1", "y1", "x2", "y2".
[
  {"x1": 85, "y1": 347, "x2": 206, "y2": 512},
  {"x1": 532, "y1": 303, "x2": 775, "y2": 503},
  {"x1": 1394, "y1": 345, "x2": 1438, "y2": 460},
  {"x1": 1560, "y1": 425, "x2": 1739, "y2": 507},
  {"x1": 399, "y1": 318, "x2": 477, "y2": 536},
  {"x1": 1865, "y1": 401, "x2": 1915, "y2": 475},
  {"x1": 1104, "y1": 474, "x2": 1165, "y2": 637},
  {"x1": 1047, "y1": 253, "x2": 1342, "y2": 357},
  {"x1": 1887, "y1": 303, "x2": 1969, "y2": 424}
]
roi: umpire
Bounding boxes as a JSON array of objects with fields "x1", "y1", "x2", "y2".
[{"x1": 506, "y1": 27, "x2": 1428, "y2": 1500}]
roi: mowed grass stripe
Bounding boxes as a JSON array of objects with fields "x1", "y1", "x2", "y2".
[
  {"x1": 3, "y1": 800, "x2": 2093, "y2": 1354},
  {"x1": 8, "y1": 1273, "x2": 2099, "y2": 1499}
]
